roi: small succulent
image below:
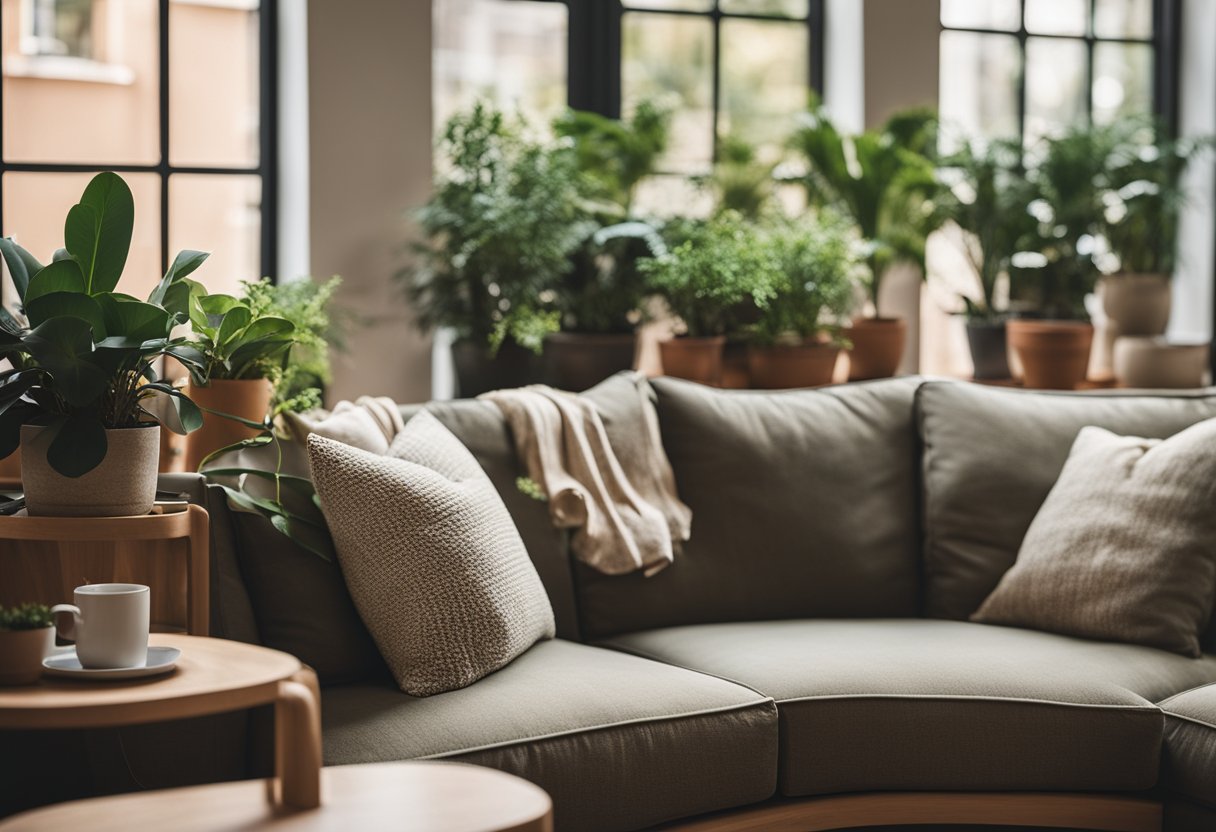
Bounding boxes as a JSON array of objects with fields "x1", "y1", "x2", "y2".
[{"x1": 0, "y1": 603, "x2": 53, "y2": 631}]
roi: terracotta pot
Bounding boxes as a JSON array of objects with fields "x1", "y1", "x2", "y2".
[
  {"x1": 719, "y1": 340, "x2": 751, "y2": 389},
  {"x1": 21, "y1": 423, "x2": 161, "y2": 517},
  {"x1": 185, "y1": 378, "x2": 274, "y2": 471},
  {"x1": 846, "y1": 317, "x2": 907, "y2": 381},
  {"x1": 0, "y1": 626, "x2": 53, "y2": 685},
  {"x1": 451, "y1": 338, "x2": 540, "y2": 398},
  {"x1": 541, "y1": 332, "x2": 637, "y2": 392},
  {"x1": 965, "y1": 320, "x2": 1012, "y2": 381},
  {"x1": 658, "y1": 336, "x2": 726, "y2": 386},
  {"x1": 1101, "y1": 273, "x2": 1171, "y2": 336},
  {"x1": 1007, "y1": 319, "x2": 1094, "y2": 390},
  {"x1": 747, "y1": 342, "x2": 841, "y2": 389},
  {"x1": 1113, "y1": 337, "x2": 1209, "y2": 389}
]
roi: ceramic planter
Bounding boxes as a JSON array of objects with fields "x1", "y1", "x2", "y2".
[
  {"x1": 1101, "y1": 273, "x2": 1171, "y2": 336},
  {"x1": 747, "y1": 342, "x2": 841, "y2": 389},
  {"x1": 0, "y1": 626, "x2": 53, "y2": 685},
  {"x1": 965, "y1": 320, "x2": 1012, "y2": 381},
  {"x1": 541, "y1": 333, "x2": 637, "y2": 392},
  {"x1": 1007, "y1": 320, "x2": 1094, "y2": 390},
  {"x1": 451, "y1": 338, "x2": 540, "y2": 398},
  {"x1": 846, "y1": 317, "x2": 907, "y2": 381},
  {"x1": 21, "y1": 423, "x2": 160, "y2": 517},
  {"x1": 659, "y1": 336, "x2": 726, "y2": 386},
  {"x1": 1113, "y1": 337, "x2": 1209, "y2": 389},
  {"x1": 184, "y1": 378, "x2": 274, "y2": 471}
]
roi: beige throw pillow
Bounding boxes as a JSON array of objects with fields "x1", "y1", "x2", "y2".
[
  {"x1": 308, "y1": 411, "x2": 555, "y2": 696},
  {"x1": 973, "y1": 419, "x2": 1216, "y2": 656}
]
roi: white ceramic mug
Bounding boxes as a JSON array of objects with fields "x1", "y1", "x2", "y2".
[{"x1": 51, "y1": 584, "x2": 150, "y2": 669}]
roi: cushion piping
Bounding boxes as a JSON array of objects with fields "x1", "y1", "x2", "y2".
[
  {"x1": 1158, "y1": 682, "x2": 1216, "y2": 709},
  {"x1": 1164, "y1": 711, "x2": 1216, "y2": 733}
]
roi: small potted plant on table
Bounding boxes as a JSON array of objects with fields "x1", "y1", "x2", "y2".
[{"x1": 0, "y1": 603, "x2": 53, "y2": 685}]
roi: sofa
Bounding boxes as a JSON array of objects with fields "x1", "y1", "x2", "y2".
[{"x1": 192, "y1": 375, "x2": 1216, "y2": 832}]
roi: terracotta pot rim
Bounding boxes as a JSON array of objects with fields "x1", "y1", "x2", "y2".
[
  {"x1": 546, "y1": 332, "x2": 636, "y2": 345},
  {"x1": 1007, "y1": 319, "x2": 1094, "y2": 330},
  {"x1": 665, "y1": 335, "x2": 727, "y2": 344},
  {"x1": 191, "y1": 377, "x2": 273, "y2": 387},
  {"x1": 851, "y1": 316, "x2": 905, "y2": 327},
  {"x1": 748, "y1": 341, "x2": 839, "y2": 353}
]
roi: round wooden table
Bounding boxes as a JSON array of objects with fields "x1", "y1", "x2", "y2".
[
  {"x1": 0, "y1": 633, "x2": 321, "y2": 810},
  {"x1": 0, "y1": 762, "x2": 553, "y2": 832}
]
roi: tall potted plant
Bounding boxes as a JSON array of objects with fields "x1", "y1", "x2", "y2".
[
  {"x1": 790, "y1": 102, "x2": 943, "y2": 380},
  {"x1": 747, "y1": 214, "x2": 856, "y2": 389},
  {"x1": 640, "y1": 212, "x2": 779, "y2": 385},
  {"x1": 940, "y1": 137, "x2": 1037, "y2": 380},
  {"x1": 406, "y1": 103, "x2": 592, "y2": 397},
  {"x1": 0, "y1": 172, "x2": 204, "y2": 515}
]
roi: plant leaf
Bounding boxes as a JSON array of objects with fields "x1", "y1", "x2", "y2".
[
  {"x1": 24, "y1": 292, "x2": 107, "y2": 335},
  {"x1": 0, "y1": 237, "x2": 42, "y2": 303},
  {"x1": 196, "y1": 432, "x2": 273, "y2": 470},
  {"x1": 0, "y1": 401, "x2": 38, "y2": 459},
  {"x1": 148, "y1": 250, "x2": 210, "y2": 306},
  {"x1": 68, "y1": 172, "x2": 134, "y2": 294},
  {"x1": 23, "y1": 317, "x2": 109, "y2": 407},
  {"x1": 46, "y1": 411, "x2": 109, "y2": 478},
  {"x1": 24, "y1": 259, "x2": 86, "y2": 305},
  {"x1": 216, "y1": 305, "x2": 252, "y2": 346},
  {"x1": 94, "y1": 293, "x2": 173, "y2": 342},
  {"x1": 140, "y1": 385, "x2": 203, "y2": 434}
]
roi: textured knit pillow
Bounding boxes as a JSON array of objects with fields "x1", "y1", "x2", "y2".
[
  {"x1": 307, "y1": 411, "x2": 555, "y2": 695},
  {"x1": 973, "y1": 418, "x2": 1216, "y2": 656}
]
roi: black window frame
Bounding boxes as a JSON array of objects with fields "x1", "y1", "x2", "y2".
[{"x1": 0, "y1": 0, "x2": 279, "y2": 282}]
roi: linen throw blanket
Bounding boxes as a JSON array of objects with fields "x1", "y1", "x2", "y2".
[{"x1": 482, "y1": 384, "x2": 691, "y2": 577}]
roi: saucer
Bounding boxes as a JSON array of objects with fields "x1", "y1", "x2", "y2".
[{"x1": 42, "y1": 646, "x2": 181, "y2": 681}]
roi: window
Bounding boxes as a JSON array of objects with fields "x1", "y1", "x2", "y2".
[
  {"x1": 0, "y1": 0, "x2": 277, "y2": 302},
  {"x1": 939, "y1": 0, "x2": 1178, "y2": 150}
]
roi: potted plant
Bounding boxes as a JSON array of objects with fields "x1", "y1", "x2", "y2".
[
  {"x1": 747, "y1": 214, "x2": 856, "y2": 389},
  {"x1": 177, "y1": 289, "x2": 298, "y2": 471},
  {"x1": 0, "y1": 603, "x2": 53, "y2": 685},
  {"x1": 640, "y1": 212, "x2": 779, "y2": 385},
  {"x1": 406, "y1": 102, "x2": 592, "y2": 397},
  {"x1": 940, "y1": 138, "x2": 1037, "y2": 380},
  {"x1": 790, "y1": 102, "x2": 944, "y2": 380},
  {"x1": 0, "y1": 173, "x2": 204, "y2": 516},
  {"x1": 242, "y1": 276, "x2": 345, "y2": 407}
]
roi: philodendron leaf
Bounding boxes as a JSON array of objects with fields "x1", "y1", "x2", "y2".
[
  {"x1": 161, "y1": 277, "x2": 205, "y2": 320},
  {"x1": 46, "y1": 411, "x2": 109, "y2": 478},
  {"x1": 24, "y1": 292, "x2": 107, "y2": 335},
  {"x1": 0, "y1": 237, "x2": 42, "y2": 303},
  {"x1": 24, "y1": 259, "x2": 86, "y2": 305},
  {"x1": 140, "y1": 384, "x2": 203, "y2": 434},
  {"x1": 67, "y1": 172, "x2": 135, "y2": 294},
  {"x1": 94, "y1": 294, "x2": 172, "y2": 342},
  {"x1": 148, "y1": 250, "x2": 210, "y2": 306},
  {"x1": 216, "y1": 305, "x2": 252, "y2": 346},
  {"x1": 23, "y1": 317, "x2": 109, "y2": 408}
]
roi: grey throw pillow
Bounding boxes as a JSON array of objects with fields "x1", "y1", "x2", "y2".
[
  {"x1": 308, "y1": 411, "x2": 555, "y2": 696},
  {"x1": 973, "y1": 419, "x2": 1216, "y2": 657}
]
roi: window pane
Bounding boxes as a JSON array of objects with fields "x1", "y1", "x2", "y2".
[
  {"x1": 1093, "y1": 42, "x2": 1153, "y2": 125},
  {"x1": 718, "y1": 19, "x2": 807, "y2": 154},
  {"x1": 169, "y1": 174, "x2": 261, "y2": 297},
  {"x1": 432, "y1": 0, "x2": 567, "y2": 135},
  {"x1": 939, "y1": 31, "x2": 1020, "y2": 149},
  {"x1": 1025, "y1": 37, "x2": 1088, "y2": 146},
  {"x1": 1094, "y1": 0, "x2": 1153, "y2": 39},
  {"x1": 170, "y1": 0, "x2": 259, "y2": 167},
  {"x1": 1, "y1": 0, "x2": 159, "y2": 163},
  {"x1": 623, "y1": 0, "x2": 712, "y2": 11},
  {"x1": 1, "y1": 172, "x2": 161, "y2": 301},
  {"x1": 623, "y1": 12, "x2": 713, "y2": 174},
  {"x1": 1025, "y1": 0, "x2": 1088, "y2": 36},
  {"x1": 719, "y1": 0, "x2": 808, "y2": 16},
  {"x1": 940, "y1": 0, "x2": 1020, "y2": 31}
]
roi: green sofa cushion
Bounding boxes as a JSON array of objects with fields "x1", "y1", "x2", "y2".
[
  {"x1": 321, "y1": 639, "x2": 777, "y2": 832},
  {"x1": 604, "y1": 619, "x2": 1216, "y2": 796},
  {"x1": 1160, "y1": 683, "x2": 1216, "y2": 809},
  {"x1": 574, "y1": 376, "x2": 923, "y2": 639}
]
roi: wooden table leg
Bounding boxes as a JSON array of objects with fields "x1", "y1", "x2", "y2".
[
  {"x1": 186, "y1": 505, "x2": 210, "y2": 636},
  {"x1": 274, "y1": 668, "x2": 322, "y2": 810}
]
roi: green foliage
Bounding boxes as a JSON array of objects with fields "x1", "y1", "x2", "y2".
[
  {"x1": 939, "y1": 138, "x2": 1038, "y2": 320},
  {"x1": 515, "y1": 476, "x2": 547, "y2": 502},
  {"x1": 553, "y1": 99, "x2": 671, "y2": 212},
  {"x1": 490, "y1": 305, "x2": 561, "y2": 355},
  {"x1": 789, "y1": 101, "x2": 944, "y2": 313},
  {"x1": 0, "y1": 603, "x2": 53, "y2": 631},
  {"x1": 640, "y1": 212, "x2": 781, "y2": 337},
  {"x1": 0, "y1": 172, "x2": 205, "y2": 477},
  {"x1": 556, "y1": 221, "x2": 666, "y2": 334},
  {"x1": 698, "y1": 136, "x2": 776, "y2": 221},
  {"x1": 406, "y1": 102, "x2": 595, "y2": 348},
  {"x1": 178, "y1": 290, "x2": 297, "y2": 384},
  {"x1": 243, "y1": 276, "x2": 344, "y2": 406},
  {"x1": 751, "y1": 213, "x2": 858, "y2": 345}
]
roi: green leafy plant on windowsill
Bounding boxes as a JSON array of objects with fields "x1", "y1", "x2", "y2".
[{"x1": 0, "y1": 603, "x2": 53, "y2": 631}]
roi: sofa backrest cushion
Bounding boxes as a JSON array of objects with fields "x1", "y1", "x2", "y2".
[
  {"x1": 917, "y1": 380, "x2": 1216, "y2": 648},
  {"x1": 573, "y1": 376, "x2": 924, "y2": 639}
]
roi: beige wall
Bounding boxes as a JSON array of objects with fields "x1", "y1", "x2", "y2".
[{"x1": 307, "y1": 0, "x2": 433, "y2": 405}]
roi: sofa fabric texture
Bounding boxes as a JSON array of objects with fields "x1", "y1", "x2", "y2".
[
  {"x1": 1160, "y1": 683, "x2": 1216, "y2": 808},
  {"x1": 604, "y1": 619, "x2": 1216, "y2": 796},
  {"x1": 916, "y1": 381, "x2": 1216, "y2": 629},
  {"x1": 574, "y1": 376, "x2": 923, "y2": 639},
  {"x1": 309, "y1": 413, "x2": 555, "y2": 696},
  {"x1": 974, "y1": 420, "x2": 1216, "y2": 656},
  {"x1": 322, "y1": 639, "x2": 778, "y2": 832}
]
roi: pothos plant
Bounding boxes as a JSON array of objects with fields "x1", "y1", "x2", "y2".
[{"x1": 0, "y1": 172, "x2": 205, "y2": 477}]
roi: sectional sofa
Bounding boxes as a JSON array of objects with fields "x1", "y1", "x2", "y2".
[{"x1": 186, "y1": 376, "x2": 1216, "y2": 831}]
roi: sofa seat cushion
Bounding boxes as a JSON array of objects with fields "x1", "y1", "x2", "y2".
[
  {"x1": 321, "y1": 639, "x2": 778, "y2": 832},
  {"x1": 603, "y1": 619, "x2": 1216, "y2": 797},
  {"x1": 1160, "y1": 683, "x2": 1216, "y2": 808}
]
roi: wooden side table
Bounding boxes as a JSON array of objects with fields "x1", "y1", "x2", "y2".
[
  {"x1": 0, "y1": 634, "x2": 320, "y2": 810},
  {"x1": 0, "y1": 762, "x2": 553, "y2": 832},
  {"x1": 0, "y1": 506, "x2": 210, "y2": 635}
]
